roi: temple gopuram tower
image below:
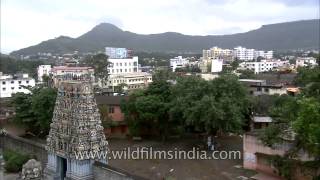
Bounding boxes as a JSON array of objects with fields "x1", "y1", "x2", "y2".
[{"x1": 45, "y1": 76, "x2": 108, "y2": 180}]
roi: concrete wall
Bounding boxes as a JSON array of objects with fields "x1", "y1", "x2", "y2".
[
  {"x1": 0, "y1": 134, "x2": 148, "y2": 180},
  {"x1": 0, "y1": 134, "x2": 47, "y2": 166}
]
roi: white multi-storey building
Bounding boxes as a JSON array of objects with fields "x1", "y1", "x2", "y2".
[
  {"x1": 202, "y1": 46, "x2": 233, "y2": 60},
  {"x1": 170, "y1": 56, "x2": 189, "y2": 72},
  {"x1": 0, "y1": 73, "x2": 36, "y2": 98},
  {"x1": 239, "y1": 60, "x2": 290, "y2": 74},
  {"x1": 37, "y1": 65, "x2": 52, "y2": 82},
  {"x1": 254, "y1": 51, "x2": 273, "y2": 59},
  {"x1": 234, "y1": 46, "x2": 255, "y2": 61},
  {"x1": 106, "y1": 72, "x2": 153, "y2": 91},
  {"x1": 107, "y1": 57, "x2": 139, "y2": 75},
  {"x1": 295, "y1": 57, "x2": 318, "y2": 68},
  {"x1": 211, "y1": 59, "x2": 223, "y2": 73}
]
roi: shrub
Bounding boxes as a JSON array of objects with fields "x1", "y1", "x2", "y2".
[{"x1": 3, "y1": 150, "x2": 30, "y2": 173}]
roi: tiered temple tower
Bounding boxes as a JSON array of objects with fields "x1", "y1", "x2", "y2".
[{"x1": 45, "y1": 77, "x2": 108, "y2": 180}]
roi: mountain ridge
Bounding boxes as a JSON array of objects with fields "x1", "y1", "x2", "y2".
[{"x1": 10, "y1": 19, "x2": 320, "y2": 56}]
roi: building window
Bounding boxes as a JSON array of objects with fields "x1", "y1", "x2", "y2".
[
  {"x1": 2, "y1": 88, "x2": 5, "y2": 91},
  {"x1": 11, "y1": 87, "x2": 14, "y2": 90},
  {"x1": 11, "y1": 81, "x2": 14, "y2": 84},
  {"x1": 18, "y1": 81, "x2": 22, "y2": 84},
  {"x1": 26, "y1": 80, "x2": 29, "y2": 84},
  {"x1": 19, "y1": 87, "x2": 22, "y2": 89},
  {"x1": 108, "y1": 106, "x2": 115, "y2": 114},
  {"x1": 2, "y1": 81, "x2": 5, "y2": 85}
]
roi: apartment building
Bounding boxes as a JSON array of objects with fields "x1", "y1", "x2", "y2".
[
  {"x1": 170, "y1": 56, "x2": 189, "y2": 72},
  {"x1": 106, "y1": 72, "x2": 153, "y2": 91},
  {"x1": 234, "y1": 46, "x2": 255, "y2": 61},
  {"x1": 295, "y1": 57, "x2": 318, "y2": 68},
  {"x1": 239, "y1": 60, "x2": 290, "y2": 74},
  {"x1": 0, "y1": 73, "x2": 35, "y2": 98},
  {"x1": 202, "y1": 46, "x2": 233, "y2": 60},
  {"x1": 107, "y1": 57, "x2": 139, "y2": 75},
  {"x1": 211, "y1": 59, "x2": 223, "y2": 73},
  {"x1": 37, "y1": 65, "x2": 52, "y2": 82},
  {"x1": 254, "y1": 50, "x2": 273, "y2": 59}
]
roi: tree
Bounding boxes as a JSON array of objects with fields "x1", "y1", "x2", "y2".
[
  {"x1": 31, "y1": 87, "x2": 57, "y2": 135},
  {"x1": 0, "y1": 55, "x2": 50, "y2": 78},
  {"x1": 122, "y1": 74, "x2": 250, "y2": 141},
  {"x1": 294, "y1": 66, "x2": 320, "y2": 98},
  {"x1": 42, "y1": 74, "x2": 51, "y2": 87},
  {"x1": 259, "y1": 66, "x2": 320, "y2": 163},
  {"x1": 238, "y1": 69, "x2": 256, "y2": 79},
  {"x1": 171, "y1": 75, "x2": 250, "y2": 136},
  {"x1": 12, "y1": 87, "x2": 57, "y2": 136},
  {"x1": 256, "y1": 56, "x2": 264, "y2": 62},
  {"x1": 121, "y1": 78, "x2": 173, "y2": 141},
  {"x1": 292, "y1": 98, "x2": 320, "y2": 156},
  {"x1": 82, "y1": 53, "x2": 109, "y2": 85},
  {"x1": 195, "y1": 75, "x2": 249, "y2": 135},
  {"x1": 230, "y1": 60, "x2": 239, "y2": 70}
]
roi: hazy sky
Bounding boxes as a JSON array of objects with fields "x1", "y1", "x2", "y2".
[{"x1": 1, "y1": 0, "x2": 319, "y2": 53}]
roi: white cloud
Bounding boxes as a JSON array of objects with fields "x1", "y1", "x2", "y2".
[{"x1": 1, "y1": 0, "x2": 319, "y2": 53}]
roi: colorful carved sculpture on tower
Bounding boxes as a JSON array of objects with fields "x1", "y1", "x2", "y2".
[{"x1": 45, "y1": 76, "x2": 108, "y2": 180}]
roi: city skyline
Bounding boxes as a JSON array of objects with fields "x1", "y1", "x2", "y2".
[{"x1": 1, "y1": 0, "x2": 319, "y2": 53}]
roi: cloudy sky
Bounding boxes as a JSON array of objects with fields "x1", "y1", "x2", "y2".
[{"x1": 1, "y1": 0, "x2": 319, "y2": 53}]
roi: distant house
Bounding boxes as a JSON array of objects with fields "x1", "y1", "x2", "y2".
[
  {"x1": 244, "y1": 94, "x2": 312, "y2": 179},
  {"x1": 243, "y1": 130, "x2": 313, "y2": 179},
  {"x1": 239, "y1": 79, "x2": 298, "y2": 96},
  {"x1": 250, "y1": 116, "x2": 272, "y2": 130},
  {"x1": 0, "y1": 72, "x2": 36, "y2": 98},
  {"x1": 37, "y1": 65, "x2": 52, "y2": 82},
  {"x1": 104, "y1": 72, "x2": 153, "y2": 92},
  {"x1": 95, "y1": 95, "x2": 129, "y2": 138},
  {"x1": 170, "y1": 56, "x2": 189, "y2": 72}
]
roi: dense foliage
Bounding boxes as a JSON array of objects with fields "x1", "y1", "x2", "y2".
[
  {"x1": 121, "y1": 72, "x2": 250, "y2": 141},
  {"x1": 0, "y1": 56, "x2": 49, "y2": 78},
  {"x1": 12, "y1": 86, "x2": 57, "y2": 137},
  {"x1": 3, "y1": 150, "x2": 31, "y2": 173},
  {"x1": 81, "y1": 53, "x2": 109, "y2": 83},
  {"x1": 175, "y1": 65, "x2": 201, "y2": 73},
  {"x1": 238, "y1": 69, "x2": 256, "y2": 79},
  {"x1": 258, "y1": 66, "x2": 320, "y2": 179}
]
